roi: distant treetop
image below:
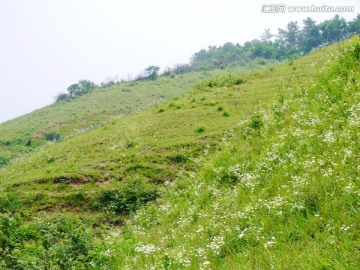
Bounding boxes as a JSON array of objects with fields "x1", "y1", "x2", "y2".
[{"x1": 190, "y1": 14, "x2": 360, "y2": 70}]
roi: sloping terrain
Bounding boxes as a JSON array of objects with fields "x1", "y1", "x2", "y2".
[
  {"x1": 1, "y1": 44, "x2": 334, "y2": 215},
  {"x1": 103, "y1": 37, "x2": 360, "y2": 269},
  {"x1": 0, "y1": 38, "x2": 358, "y2": 269},
  {"x1": 0, "y1": 61, "x2": 276, "y2": 167}
]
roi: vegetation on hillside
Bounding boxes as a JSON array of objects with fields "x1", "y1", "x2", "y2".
[
  {"x1": 0, "y1": 34, "x2": 358, "y2": 268},
  {"x1": 0, "y1": 9, "x2": 359, "y2": 268},
  {"x1": 104, "y1": 37, "x2": 359, "y2": 269},
  {"x1": 190, "y1": 15, "x2": 360, "y2": 70},
  {"x1": 0, "y1": 59, "x2": 276, "y2": 168},
  {"x1": 56, "y1": 15, "x2": 359, "y2": 102},
  {"x1": 2, "y1": 14, "x2": 358, "y2": 169}
]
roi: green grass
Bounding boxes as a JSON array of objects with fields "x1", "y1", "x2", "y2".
[
  {"x1": 101, "y1": 37, "x2": 359, "y2": 269},
  {"x1": 0, "y1": 60, "x2": 277, "y2": 166},
  {"x1": 0, "y1": 47, "x2": 333, "y2": 187},
  {"x1": 0, "y1": 38, "x2": 359, "y2": 268}
]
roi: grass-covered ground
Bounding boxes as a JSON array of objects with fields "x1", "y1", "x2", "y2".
[
  {"x1": 104, "y1": 38, "x2": 359, "y2": 269},
  {"x1": 0, "y1": 37, "x2": 359, "y2": 269},
  {"x1": 0, "y1": 59, "x2": 276, "y2": 167}
]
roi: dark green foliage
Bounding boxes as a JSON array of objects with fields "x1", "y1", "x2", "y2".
[
  {"x1": 135, "y1": 66, "x2": 160, "y2": 81},
  {"x1": 300, "y1": 17, "x2": 322, "y2": 53},
  {"x1": 196, "y1": 127, "x2": 205, "y2": 133},
  {"x1": 66, "y1": 192, "x2": 86, "y2": 207},
  {"x1": 47, "y1": 155, "x2": 56, "y2": 163},
  {"x1": 0, "y1": 155, "x2": 9, "y2": 167},
  {"x1": 170, "y1": 64, "x2": 194, "y2": 74},
  {"x1": 125, "y1": 140, "x2": 135, "y2": 148},
  {"x1": 145, "y1": 66, "x2": 160, "y2": 80},
  {"x1": 169, "y1": 153, "x2": 189, "y2": 163},
  {"x1": 101, "y1": 80, "x2": 116, "y2": 88},
  {"x1": 195, "y1": 74, "x2": 245, "y2": 89},
  {"x1": 67, "y1": 80, "x2": 97, "y2": 98},
  {"x1": 44, "y1": 132, "x2": 62, "y2": 141},
  {"x1": 55, "y1": 92, "x2": 71, "y2": 102},
  {"x1": 249, "y1": 113, "x2": 263, "y2": 129},
  {"x1": 93, "y1": 179, "x2": 158, "y2": 214},
  {"x1": 0, "y1": 214, "x2": 112, "y2": 269},
  {"x1": 348, "y1": 14, "x2": 360, "y2": 35},
  {"x1": 0, "y1": 193, "x2": 22, "y2": 213},
  {"x1": 0, "y1": 138, "x2": 31, "y2": 147},
  {"x1": 135, "y1": 66, "x2": 161, "y2": 81},
  {"x1": 190, "y1": 15, "x2": 359, "y2": 70}
]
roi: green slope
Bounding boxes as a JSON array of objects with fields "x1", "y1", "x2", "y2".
[
  {"x1": 0, "y1": 61, "x2": 276, "y2": 166},
  {"x1": 0, "y1": 38, "x2": 358, "y2": 269},
  {"x1": 100, "y1": 37, "x2": 360, "y2": 269},
  {"x1": 1, "y1": 44, "x2": 334, "y2": 192}
]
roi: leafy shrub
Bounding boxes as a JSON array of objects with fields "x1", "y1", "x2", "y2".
[
  {"x1": 248, "y1": 113, "x2": 263, "y2": 129},
  {"x1": 44, "y1": 132, "x2": 62, "y2": 141},
  {"x1": 66, "y1": 192, "x2": 86, "y2": 207},
  {"x1": 0, "y1": 214, "x2": 112, "y2": 269},
  {"x1": 0, "y1": 193, "x2": 22, "y2": 213},
  {"x1": 67, "y1": 80, "x2": 97, "y2": 98},
  {"x1": 169, "y1": 153, "x2": 189, "y2": 163},
  {"x1": 125, "y1": 140, "x2": 135, "y2": 149},
  {"x1": 55, "y1": 92, "x2": 71, "y2": 102},
  {"x1": 0, "y1": 155, "x2": 9, "y2": 167},
  {"x1": 196, "y1": 127, "x2": 205, "y2": 133},
  {"x1": 195, "y1": 74, "x2": 245, "y2": 90},
  {"x1": 47, "y1": 155, "x2": 56, "y2": 163},
  {"x1": 100, "y1": 80, "x2": 116, "y2": 88},
  {"x1": 93, "y1": 179, "x2": 158, "y2": 214}
]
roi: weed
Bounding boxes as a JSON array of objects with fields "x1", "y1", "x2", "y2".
[
  {"x1": 196, "y1": 127, "x2": 205, "y2": 133},
  {"x1": 92, "y1": 179, "x2": 158, "y2": 214},
  {"x1": 169, "y1": 153, "x2": 188, "y2": 163},
  {"x1": 44, "y1": 132, "x2": 61, "y2": 141}
]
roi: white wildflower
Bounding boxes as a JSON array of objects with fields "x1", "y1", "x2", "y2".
[
  {"x1": 323, "y1": 130, "x2": 336, "y2": 144},
  {"x1": 135, "y1": 243, "x2": 160, "y2": 255},
  {"x1": 264, "y1": 237, "x2": 276, "y2": 248},
  {"x1": 207, "y1": 236, "x2": 225, "y2": 254}
]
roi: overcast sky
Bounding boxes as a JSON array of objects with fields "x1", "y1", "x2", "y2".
[{"x1": 0, "y1": 0, "x2": 358, "y2": 123}]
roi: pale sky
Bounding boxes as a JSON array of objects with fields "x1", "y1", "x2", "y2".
[{"x1": 0, "y1": 0, "x2": 358, "y2": 123}]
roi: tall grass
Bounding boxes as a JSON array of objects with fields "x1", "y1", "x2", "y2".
[
  {"x1": 0, "y1": 38, "x2": 358, "y2": 269},
  {"x1": 102, "y1": 38, "x2": 360, "y2": 269}
]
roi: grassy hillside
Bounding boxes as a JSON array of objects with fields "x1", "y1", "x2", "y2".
[
  {"x1": 1, "y1": 44, "x2": 334, "y2": 199},
  {"x1": 0, "y1": 37, "x2": 359, "y2": 269},
  {"x1": 104, "y1": 37, "x2": 359, "y2": 269},
  {"x1": 0, "y1": 60, "x2": 276, "y2": 167}
]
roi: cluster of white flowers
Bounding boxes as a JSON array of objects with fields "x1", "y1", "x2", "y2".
[
  {"x1": 348, "y1": 102, "x2": 360, "y2": 127},
  {"x1": 135, "y1": 243, "x2": 160, "y2": 255},
  {"x1": 207, "y1": 236, "x2": 225, "y2": 255},
  {"x1": 264, "y1": 237, "x2": 276, "y2": 248},
  {"x1": 323, "y1": 130, "x2": 336, "y2": 144}
]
